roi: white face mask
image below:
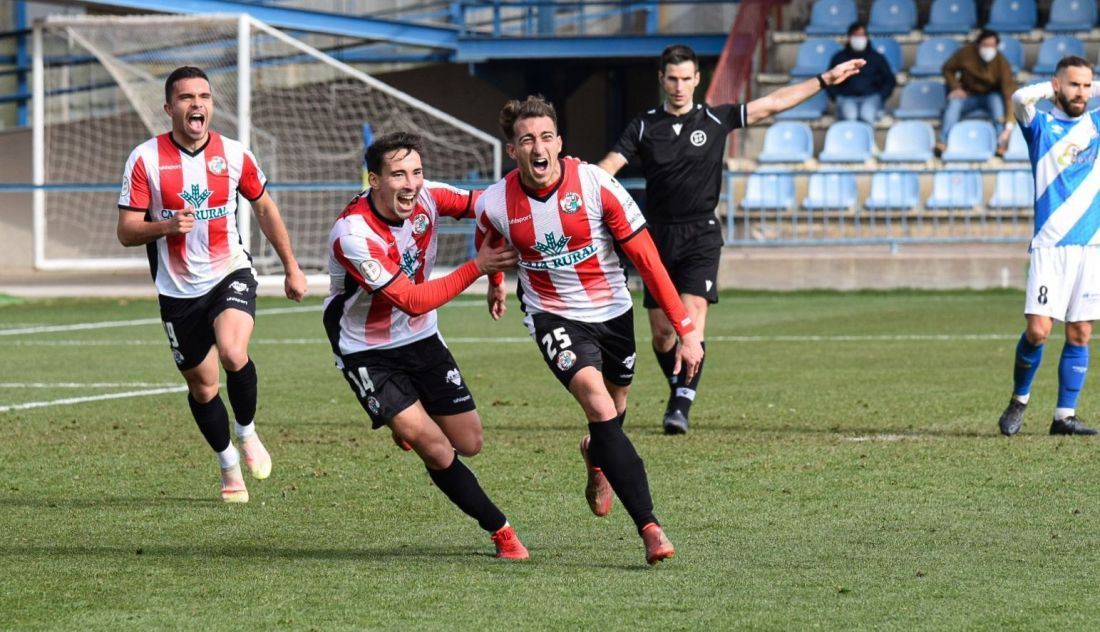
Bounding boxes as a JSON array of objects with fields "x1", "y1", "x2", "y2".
[
  {"x1": 849, "y1": 36, "x2": 868, "y2": 52},
  {"x1": 979, "y1": 46, "x2": 997, "y2": 63}
]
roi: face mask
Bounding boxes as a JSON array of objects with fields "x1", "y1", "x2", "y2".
[
  {"x1": 979, "y1": 46, "x2": 997, "y2": 63},
  {"x1": 849, "y1": 36, "x2": 868, "y2": 52}
]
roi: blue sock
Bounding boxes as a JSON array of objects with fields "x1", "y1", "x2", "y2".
[
  {"x1": 1012, "y1": 333, "x2": 1044, "y2": 397},
  {"x1": 1057, "y1": 343, "x2": 1089, "y2": 409}
]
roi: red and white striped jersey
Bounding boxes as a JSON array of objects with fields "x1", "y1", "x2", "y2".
[
  {"x1": 475, "y1": 158, "x2": 646, "y2": 322},
  {"x1": 324, "y1": 181, "x2": 476, "y2": 355},
  {"x1": 118, "y1": 132, "x2": 266, "y2": 298}
]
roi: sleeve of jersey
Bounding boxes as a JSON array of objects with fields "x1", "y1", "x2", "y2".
[
  {"x1": 1011, "y1": 82, "x2": 1052, "y2": 129},
  {"x1": 597, "y1": 171, "x2": 647, "y2": 240},
  {"x1": 428, "y1": 182, "x2": 477, "y2": 219},
  {"x1": 610, "y1": 117, "x2": 642, "y2": 161},
  {"x1": 334, "y1": 232, "x2": 401, "y2": 293},
  {"x1": 238, "y1": 149, "x2": 268, "y2": 201},
  {"x1": 719, "y1": 103, "x2": 748, "y2": 131},
  {"x1": 118, "y1": 151, "x2": 150, "y2": 211},
  {"x1": 378, "y1": 260, "x2": 482, "y2": 317},
  {"x1": 619, "y1": 230, "x2": 695, "y2": 338},
  {"x1": 474, "y1": 194, "x2": 504, "y2": 286}
]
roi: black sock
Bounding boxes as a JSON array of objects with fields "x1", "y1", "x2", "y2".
[
  {"x1": 653, "y1": 346, "x2": 679, "y2": 407},
  {"x1": 670, "y1": 341, "x2": 705, "y2": 417},
  {"x1": 427, "y1": 453, "x2": 507, "y2": 533},
  {"x1": 225, "y1": 359, "x2": 257, "y2": 427},
  {"x1": 587, "y1": 418, "x2": 657, "y2": 532},
  {"x1": 187, "y1": 393, "x2": 231, "y2": 453}
]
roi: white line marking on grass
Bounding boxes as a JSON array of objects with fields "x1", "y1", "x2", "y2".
[
  {"x1": 0, "y1": 305, "x2": 320, "y2": 336},
  {"x1": 0, "y1": 385, "x2": 188, "y2": 413},
  {"x1": 0, "y1": 382, "x2": 179, "y2": 388},
  {"x1": 846, "y1": 434, "x2": 922, "y2": 442}
]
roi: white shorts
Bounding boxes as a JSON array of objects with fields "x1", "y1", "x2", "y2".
[{"x1": 1025, "y1": 245, "x2": 1100, "y2": 322}]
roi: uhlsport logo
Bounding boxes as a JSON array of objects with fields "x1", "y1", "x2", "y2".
[
  {"x1": 623, "y1": 352, "x2": 636, "y2": 370},
  {"x1": 230, "y1": 281, "x2": 248, "y2": 294},
  {"x1": 207, "y1": 156, "x2": 227, "y2": 175},
  {"x1": 690, "y1": 130, "x2": 707, "y2": 147},
  {"x1": 412, "y1": 213, "x2": 431, "y2": 236},
  {"x1": 367, "y1": 396, "x2": 381, "y2": 415},
  {"x1": 446, "y1": 368, "x2": 462, "y2": 386},
  {"x1": 556, "y1": 349, "x2": 577, "y2": 371},
  {"x1": 559, "y1": 192, "x2": 583, "y2": 214},
  {"x1": 172, "y1": 349, "x2": 185, "y2": 365}
]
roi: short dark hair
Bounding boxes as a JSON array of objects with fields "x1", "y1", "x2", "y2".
[
  {"x1": 164, "y1": 66, "x2": 209, "y2": 104},
  {"x1": 364, "y1": 131, "x2": 424, "y2": 175},
  {"x1": 975, "y1": 29, "x2": 1000, "y2": 45},
  {"x1": 847, "y1": 21, "x2": 867, "y2": 36},
  {"x1": 498, "y1": 95, "x2": 558, "y2": 141},
  {"x1": 1056, "y1": 55, "x2": 1093, "y2": 75},
  {"x1": 660, "y1": 44, "x2": 698, "y2": 72}
]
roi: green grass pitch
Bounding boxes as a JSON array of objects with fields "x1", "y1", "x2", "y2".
[{"x1": 2, "y1": 290, "x2": 1099, "y2": 629}]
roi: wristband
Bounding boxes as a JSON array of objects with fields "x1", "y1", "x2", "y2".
[{"x1": 817, "y1": 74, "x2": 828, "y2": 89}]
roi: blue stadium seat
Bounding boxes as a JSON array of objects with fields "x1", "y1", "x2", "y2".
[
  {"x1": 923, "y1": 0, "x2": 977, "y2": 34},
  {"x1": 999, "y1": 35, "x2": 1024, "y2": 73},
  {"x1": 805, "y1": 0, "x2": 859, "y2": 35},
  {"x1": 775, "y1": 83, "x2": 829, "y2": 120},
  {"x1": 909, "y1": 38, "x2": 960, "y2": 78},
  {"x1": 873, "y1": 37, "x2": 903, "y2": 74},
  {"x1": 894, "y1": 80, "x2": 946, "y2": 119},
  {"x1": 1089, "y1": 96, "x2": 1100, "y2": 111},
  {"x1": 926, "y1": 171, "x2": 984, "y2": 208},
  {"x1": 803, "y1": 172, "x2": 859, "y2": 209},
  {"x1": 790, "y1": 39, "x2": 842, "y2": 78},
  {"x1": 879, "y1": 121, "x2": 935, "y2": 162},
  {"x1": 865, "y1": 171, "x2": 921, "y2": 209},
  {"x1": 867, "y1": 0, "x2": 918, "y2": 35},
  {"x1": 757, "y1": 122, "x2": 814, "y2": 163},
  {"x1": 1002, "y1": 126, "x2": 1028, "y2": 162},
  {"x1": 742, "y1": 170, "x2": 796, "y2": 209},
  {"x1": 818, "y1": 121, "x2": 876, "y2": 162},
  {"x1": 1045, "y1": 0, "x2": 1098, "y2": 33},
  {"x1": 941, "y1": 120, "x2": 997, "y2": 162},
  {"x1": 988, "y1": 170, "x2": 1034, "y2": 208},
  {"x1": 1032, "y1": 36, "x2": 1086, "y2": 75},
  {"x1": 985, "y1": 0, "x2": 1037, "y2": 33}
]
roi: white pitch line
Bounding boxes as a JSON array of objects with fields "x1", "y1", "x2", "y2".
[
  {"x1": 0, "y1": 385, "x2": 188, "y2": 413},
  {"x1": 0, "y1": 304, "x2": 321, "y2": 336},
  {"x1": 0, "y1": 382, "x2": 179, "y2": 388}
]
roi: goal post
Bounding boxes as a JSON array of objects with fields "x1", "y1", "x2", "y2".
[{"x1": 32, "y1": 13, "x2": 501, "y2": 273}]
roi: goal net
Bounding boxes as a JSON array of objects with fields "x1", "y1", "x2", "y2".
[{"x1": 32, "y1": 14, "x2": 500, "y2": 272}]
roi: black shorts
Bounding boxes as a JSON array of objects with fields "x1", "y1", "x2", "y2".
[
  {"x1": 642, "y1": 218, "x2": 723, "y2": 309},
  {"x1": 158, "y1": 268, "x2": 257, "y2": 371},
  {"x1": 528, "y1": 309, "x2": 636, "y2": 389},
  {"x1": 338, "y1": 334, "x2": 476, "y2": 429}
]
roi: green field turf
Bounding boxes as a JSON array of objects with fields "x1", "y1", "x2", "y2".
[{"x1": 2, "y1": 290, "x2": 1099, "y2": 630}]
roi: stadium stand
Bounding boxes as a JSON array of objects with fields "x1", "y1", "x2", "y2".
[
  {"x1": 1002, "y1": 126, "x2": 1028, "y2": 162},
  {"x1": 791, "y1": 38, "x2": 842, "y2": 78},
  {"x1": 988, "y1": 171, "x2": 1034, "y2": 209},
  {"x1": 757, "y1": 122, "x2": 815, "y2": 163},
  {"x1": 865, "y1": 171, "x2": 922, "y2": 209},
  {"x1": 818, "y1": 121, "x2": 876, "y2": 162},
  {"x1": 873, "y1": 37, "x2": 903, "y2": 74},
  {"x1": 984, "y1": 0, "x2": 1037, "y2": 33},
  {"x1": 894, "y1": 80, "x2": 947, "y2": 119},
  {"x1": 867, "y1": 0, "x2": 918, "y2": 35},
  {"x1": 1044, "y1": 0, "x2": 1098, "y2": 33},
  {"x1": 805, "y1": 0, "x2": 859, "y2": 36},
  {"x1": 775, "y1": 83, "x2": 830, "y2": 120},
  {"x1": 879, "y1": 121, "x2": 935, "y2": 162},
  {"x1": 926, "y1": 171, "x2": 984, "y2": 208},
  {"x1": 998, "y1": 35, "x2": 1024, "y2": 73},
  {"x1": 742, "y1": 171, "x2": 796, "y2": 209},
  {"x1": 909, "y1": 38, "x2": 960, "y2": 78},
  {"x1": 1032, "y1": 36, "x2": 1086, "y2": 75},
  {"x1": 803, "y1": 172, "x2": 859, "y2": 209},
  {"x1": 923, "y1": 0, "x2": 977, "y2": 34},
  {"x1": 941, "y1": 120, "x2": 997, "y2": 162}
]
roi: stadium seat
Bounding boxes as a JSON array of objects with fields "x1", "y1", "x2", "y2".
[
  {"x1": 803, "y1": 172, "x2": 859, "y2": 210},
  {"x1": 790, "y1": 39, "x2": 842, "y2": 78},
  {"x1": 984, "y1": 0, "x2": 1037, "y2": 33},
  {"x1": 988, "y1": 170, "x2": 1034, "y2": 208},
  {"x1": 873, "y1": 37, "x2": 903, "y2": 74},
  {"x1": 941, "y1": 120, "x2": 997, "y2": 162},
  {"x1": 879, "y1": 121, "x2": 935, "y2": 162},
  {"x1": 998, "y1": 35, "x2": 1024, "y2": 74},
  {"x1": 1002, "y1": 126, "x2": 1028, "y2": 162},
  {"x1": 865, "y1": 171, "x2": 921, "y2": 209},
  {"x1": 805, "y1": 0, "x2": 859, "y2": 35},
  {"x1": 757, "y1": 122, "x2": 814, "y2": 163},
  {"x1": 867, "y1": 0, "x2": 918, "y2": 35},
  {"x1": 909, "y1": 38, "x2": 961, "y2": 78},
  {"x1": 1032, "y1": 36, "x2": 1086, "y2": 75},
  {"x1": 1045, "y1": 0, "x2": 1098, "y2": 33},
  {"x1": 926, "y1": 171, "x2": 984, "y2": 208},
  {"x1": 818, "y1": 121, "x2": 876, "y2": 162},
  {"x1": 742, "y1": 170, "x2": 796, "y2": 209},
  {"x1": 894, "y1": 80, "x2": 947, "y2": 119},
  {"x1": 775, "y1": 82, "x2": 829, "y2": 120},
  {"x1": 923, "y1": 0, "x2": 977, "y2": 34}
]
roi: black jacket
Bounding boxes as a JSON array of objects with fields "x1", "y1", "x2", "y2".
[{"x1": 826, "y1": 44, "x2": 897, "y2": 102}]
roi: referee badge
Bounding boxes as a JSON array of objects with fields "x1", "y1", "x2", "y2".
[
  {"x1": 690, "y1": 130, "x2": 707, "y2": 147},
  {"x1": 560, "y1": 192, "x2": 583, "y2": 214}
]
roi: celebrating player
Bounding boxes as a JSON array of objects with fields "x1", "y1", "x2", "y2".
[
  {"x1": 476, "y1": 95, "x2": 703, "y2": 565},
  {"x1": 324, "y1": 132, "x2": 529, "y2": 559},
  {"x1": 998, "y1": 56, "x2": 1100, "y2": 437},
  {"x1": 117, "y1": 66, "x2": 307, "y2": 503},
  {"x1": 599, "y1": 45, "x2": 864, "y2": 434}
]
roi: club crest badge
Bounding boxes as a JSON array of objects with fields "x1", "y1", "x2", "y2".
[
  {"x1": 560, "y1": 192, "x2": 583, "y2": 214},
  {"x1": 556, "y1": 349, "x2": 577, "y2": 371},
  {"x1": 208, "y1": 156, "x2": 227, "y2": 175},
  {"x1": 690, "y1": 130, "x2": 707, "y2": 147},
  {"x1": 367, "y1": 396, "x2": 381, "y2": 415},
  {"x1": 412, "y1": 213, "x2": 430, "y2": 235}
]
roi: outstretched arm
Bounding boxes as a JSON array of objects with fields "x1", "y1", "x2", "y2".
[{"x1": 745, "y1": 58, "x2": 866, "y2": 125}]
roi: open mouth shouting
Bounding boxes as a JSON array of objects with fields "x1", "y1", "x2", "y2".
[
  {"x1": 393, "y1": 188, "x2": 419, "y2": 218},
  {"x1": 531, "y1": 156, "x2": 551, "y2": 179},
  {"x1": 186, "y1": 111, "x2": 207, "y2": 136}
]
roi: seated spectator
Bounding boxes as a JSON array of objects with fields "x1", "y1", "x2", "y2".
[
  {"x1": 826, "y1": 22, "x2": 896, "y2": 125},
  {"x1": 938, "y1": 29, "x2": 1017, "y2": 156}
]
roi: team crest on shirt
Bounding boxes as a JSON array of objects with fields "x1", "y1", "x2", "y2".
[
  {"x1": 366, "y1": 396, "x2": 381, "y2": 415},
  {"x1": 556, "y1": 350, "x2": 577, "y2": 371},
  {"x1": 207, "y1": 156, "x2": 227, "y2": 175},
  {"x1": 446, "y1": 368, "x2": 462, "y2": 387},
  {"x1": 411, "y1": 213, "x2": 430, "y2": 236},
  {"x1": 359, "y1": 258, "x2": 384, "y2": 283},
  {"x1": 120, "y1": 176, "x2": 130, "y2": 197},
  {"x1": 559, "y1": 192, "x2": 583, "y2": 214},
  {"x1": 690, "y1": 130, "x2": 707, "y2": 147}
]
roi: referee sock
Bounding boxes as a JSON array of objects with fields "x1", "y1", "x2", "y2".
[
  {"x1": 226, "y1": 359, "x2": 258, "y2": 430},
  {"x1": 187, "y1": 392, "x2": 232, "y2": 453},
  {"x1": 1012, "y1": 334, "x2": 1044, "y2": 399},
  {"x1": 671, "y1": 341, "x2": 706, "y2": 417},
  {"x1": 427, "y1": 452, "x2": 508, "y2": 533},
  {"x1": 1056, "y1": 343, "x2": 1089, "y2": 417},
  {"x1": 587, "y1": 417, "x2": 657, "y2": 533}
]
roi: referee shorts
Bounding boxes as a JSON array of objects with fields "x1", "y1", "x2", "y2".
[{"x1": 642, "y1": 218, "x2": 723, "y2": 309}]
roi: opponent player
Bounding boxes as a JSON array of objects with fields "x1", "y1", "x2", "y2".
[
  {"x1": 117, "y1": 66, "x2": 307, "y2": 502},
  {"x1": 324, "y1": 131, "x2": 529, "y2": 559},
  {"x1": 598, "y1": 45, "x2": 864, "y2": 434},
  {"x1": 998, "y1": 56, "x2": 1100, "y2": 436},
  {"x1": 476, "y1": 96, "x2": 703, "y2": 565}
]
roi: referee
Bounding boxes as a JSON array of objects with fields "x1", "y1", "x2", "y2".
[{"x1": 599, "y1": 44, "x2": 864, "y2": 434}]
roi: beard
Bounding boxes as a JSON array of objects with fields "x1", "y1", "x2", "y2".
[{"x1": 1056, "y1": 92, "x2": 1086, "y2": 117}]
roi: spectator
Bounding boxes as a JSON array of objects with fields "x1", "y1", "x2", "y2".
[
  {"x1": 826, "y1": 22, "x2": 896, "y2": 126},
  {"x1": 938, "y1": 29, "x2": 1017, "y2": 156}
]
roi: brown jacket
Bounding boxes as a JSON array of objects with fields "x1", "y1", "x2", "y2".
[{"x1": 942, "y1": 44, "x2": 1017, "y2": 124}]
